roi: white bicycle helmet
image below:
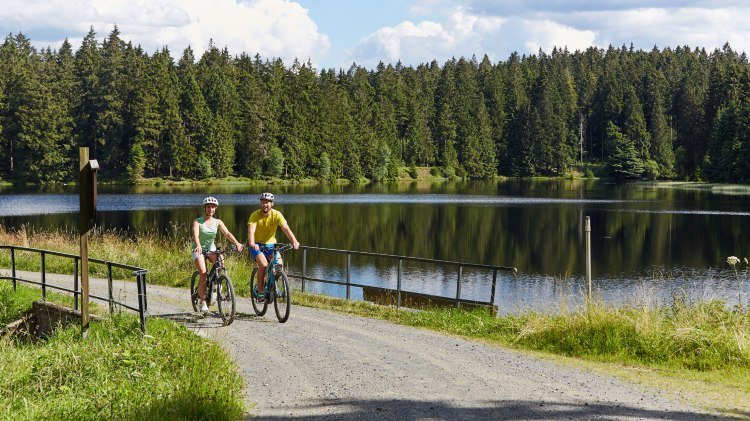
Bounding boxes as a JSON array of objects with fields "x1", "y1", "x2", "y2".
[
  {"x1": 259, "y1": 192, "x2": 275, "y2": 202},
  {"x1": 203, "y1": 196, "x2": 219, "y2": 206}
]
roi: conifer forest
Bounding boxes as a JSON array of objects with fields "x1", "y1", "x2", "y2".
[{"x1": 1, "y1": 27, "x2": 749, "y2": 184}]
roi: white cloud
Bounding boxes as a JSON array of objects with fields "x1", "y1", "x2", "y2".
[
  {"x1": 346, "y1": 8, "x2": 594, "y2": 68},
  {"x1": 347, "y1": 2, "x2": 750, "y2": 68},
  {"x1": 566, "y1": 6, "x2": 750, "y2": 51},
  {"x1": 0, "y1": 0, "x2": 329, "y2": 64}
]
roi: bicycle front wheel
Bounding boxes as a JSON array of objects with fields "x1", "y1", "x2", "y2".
[
  {"x1": 216, "y1": 274, "x2": 236, "y2": 325},
  {"x1": 273, "y1": 270, "x2": 291, "y2": 323},
  {"x1": 190, "y1": 271, "x2": 200, "y2": 312},
  {"x1": 250, "y1": 268, "x2": 268, "y2": 316}
]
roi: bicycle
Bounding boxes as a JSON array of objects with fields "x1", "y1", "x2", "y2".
[
  {"x1": 249, "y1": 243, "x2": 293, "y2": 323},
  {"x1": 190, "y1": 245, "x2": 237, "y2": 326}
]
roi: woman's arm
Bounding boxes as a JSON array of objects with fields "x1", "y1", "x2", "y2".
[
  {"x1": 218, "y1": 220, "x2": 244, "y2": 251},
  {"x1": 192, "y1": 219, "x2": 202, "y2": 254}
]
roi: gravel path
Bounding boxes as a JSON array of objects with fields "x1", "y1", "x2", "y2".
[{"x1": 6, "y1": 270, "x2": 723, "y2": 420}]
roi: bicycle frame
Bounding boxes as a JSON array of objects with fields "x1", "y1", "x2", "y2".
[
  {"x1": 258, "y1": 246, "x2": 284, "y2": 295},
  {"x1": 251, "y1": 243, "x2": 293, "y2": 322},
  {"x1": 191, "y1": 246, "x2": 238, "y2": 325}
]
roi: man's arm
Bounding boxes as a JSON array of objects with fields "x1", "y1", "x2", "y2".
[
  {"x1": 280, "y1": 223, "x2": 300, "y2": 249},
  {"x1": 247, "y1": 222, "x2": 259, "y2": 250}
]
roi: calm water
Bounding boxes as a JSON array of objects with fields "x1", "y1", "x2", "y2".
[{"x1": 1, "y1": 180, "x2": 749, "y2": 312}]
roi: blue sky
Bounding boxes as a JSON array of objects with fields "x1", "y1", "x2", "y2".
[{"x1": 1, "y1": 0, "x2": 749, "y2": 69}]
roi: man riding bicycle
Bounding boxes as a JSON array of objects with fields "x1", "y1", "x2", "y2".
[
  {"x1": 247, "y1": 192, "x2": 300, "y2": 301},
  {"x1": 192, "y1": 196, "x2": 244, "y2": 313}
]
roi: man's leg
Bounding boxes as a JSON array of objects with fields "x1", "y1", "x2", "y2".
[{"x1": 255, "y1": 253, "x2": 269, "y2": 295}]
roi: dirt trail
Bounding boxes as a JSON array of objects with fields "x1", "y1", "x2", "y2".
[{"x1": 7, "y1": 271, "x2": 722, "y2": 420}]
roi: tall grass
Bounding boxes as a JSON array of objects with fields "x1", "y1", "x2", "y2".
[
  {"x1": 0, "y1": 225, "x2": 255, "y2": 294},
  {"x1": 0, "y1": 284, "x2": 244, "y2": 420},
  {"x1": 294, "y1": 293, "x2": 750, "y2": 372}
]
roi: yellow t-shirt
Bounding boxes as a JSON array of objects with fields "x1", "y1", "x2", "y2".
[{"x1": 247, "y1": 209, "x2": 287, "y2": 244}]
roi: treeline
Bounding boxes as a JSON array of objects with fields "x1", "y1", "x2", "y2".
[{"x1": 2, "y1": 27, "x2": 750, "y2": 183}]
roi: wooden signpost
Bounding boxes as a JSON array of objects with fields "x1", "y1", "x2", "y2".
[{"x1": 79, "y1": 147, "x2": 98, "y2": 333}]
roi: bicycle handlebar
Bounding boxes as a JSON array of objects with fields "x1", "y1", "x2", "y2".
[
  {"x1": 258, "y1": 243, "x2": 294, "y2": 253},
  {"x1": 202, "y1": 244, "x2": 239, "y2": 258}
]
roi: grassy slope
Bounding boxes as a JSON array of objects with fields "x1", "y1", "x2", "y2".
[{"x1": 0, "y1": 284, "x2": 244, "y2": 420}]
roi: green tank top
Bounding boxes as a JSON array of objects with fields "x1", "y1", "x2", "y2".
[{"x1": 196, "y1": 216, "x2": 218, "y2": 250}]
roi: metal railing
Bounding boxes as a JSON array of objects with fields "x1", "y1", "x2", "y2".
[
  {"x1": 292, "y1": 246, "x2": 517, "y2": 314},
  {"x1": 0, "y1": 245, "x2": 149, "y2": 332}
]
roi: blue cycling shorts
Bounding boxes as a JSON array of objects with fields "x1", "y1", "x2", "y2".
[{"x1": 249, "y1": 243, "x2": 275, "y2": 260}]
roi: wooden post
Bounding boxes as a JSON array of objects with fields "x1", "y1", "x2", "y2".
[
  {"x1": 585, "y1": 216, "x2": 592, "y2": 300},
  {"x1": 79, "y1": 147, "x2": 91, "y2": 333}
]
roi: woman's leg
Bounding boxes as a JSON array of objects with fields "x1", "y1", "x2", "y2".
[{"x1": 195, "y1": 255, "x2": 207, "y2": 301}]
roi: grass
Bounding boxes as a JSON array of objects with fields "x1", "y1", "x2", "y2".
[{"x1": 0, "y1": 283, "x2": 244, "y2": 420}]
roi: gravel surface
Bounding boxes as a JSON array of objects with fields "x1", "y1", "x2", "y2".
[{"x1": 7, "y1": 270, "x2": 724, "y2": 420}]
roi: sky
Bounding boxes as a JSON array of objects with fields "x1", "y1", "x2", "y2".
[{"x1": 1, "y1": 0, "x2": 750, "y2": 70}]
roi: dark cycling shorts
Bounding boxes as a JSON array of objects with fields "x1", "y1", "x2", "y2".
[{"x1": 249, "y1": 243, "x2": 275, "y2": 260}]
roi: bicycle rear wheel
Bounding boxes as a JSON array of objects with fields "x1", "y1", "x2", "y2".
[
  {"x1": 190, "y1": 271, "x2": 200, "y2": 312},
  {"x1": 216, "y1": 274, "x2": 236, "y2": 325},
  {"x1": 273, "y1": 270, "x2": 291, "y2": 323},
  {"x1": 250, "y1": 268, "x2": 268, "y2": 316}
]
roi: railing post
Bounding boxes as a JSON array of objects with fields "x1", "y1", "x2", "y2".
[
  {"x1": 107, "y1": 262, "x2": 114, "y2": 314},
  {"x1": 586, "y1": 216, "x2": 592, "y2": 301},
  {"x1": 397, "y1": 258, "x2": 402, "y2": 309},
  {"x1": 74, "y1": 258, "x2": 79, "y2": 310},
  {"x1": 142, "y1": 272, "x2": 148, "y2": 313},
  {"x1": 489, "y1": 269, "x2": 498, "y2": 316},
  {"x1": 346, "y1": 253, "x2": 351, "y2": 300},
  {"x1": 456, "y1": 265, "x2": 462, "y2": 308},
  {"x1": 10, "y1": 247, "x2": 16, "y2": 291},
  {"x1": 136, "y1": 272, "x2": 147, "y2": 333},
  {"x1": 41, "y1": 251, "x2": 47, "y2": 301},
  {"x1": 302, "y1": 248, "x2": 307, "y2": 294}
]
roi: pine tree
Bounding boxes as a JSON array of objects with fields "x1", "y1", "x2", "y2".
[
  {"x1": 72, "y1": 27, "x2": 101, "y2": 156},
  {"x1": 96, "y1": 26, "x2": 128, "y2": 176},
  {"x1": 198, "y1": 44, "x2": 237, "y2": 177},
  {"x1": 125, "y1": 45, "x2": 161, "y2": 180},
  {"x1": 177, "y1": 47, "x2": 210, "y2": 178},
  {"x1": 234, "y1": 53, "x2": 267, "y2": 179},
  {"x1": 52, "y1": 39, "x2": 78, "y2": 180},
  {"x1": 152, "y1": 47, "x2": 187, "y2": 178},
  {"x1": 435, "y1": 59, "x2": 459, "y2": 172},
  {"x1": 607, "y1": 122, "x2": 644, "y2": 179}
]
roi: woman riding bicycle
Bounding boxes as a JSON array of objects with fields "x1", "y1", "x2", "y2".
[{"x1": 192, "y1": 196, "x2": 244, "y2": 312}]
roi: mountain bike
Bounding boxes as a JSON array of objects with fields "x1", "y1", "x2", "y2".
[
  {"x1": 249, "y1": 243, "x2": 293, "y2": 323},
  {"x1": 190, "y1": 245, "x2": 237, "y2": 325}
]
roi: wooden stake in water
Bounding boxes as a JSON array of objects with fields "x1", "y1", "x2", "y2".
[{"x1": 585, "y1": 216, "x2": 592, "y2": 300}]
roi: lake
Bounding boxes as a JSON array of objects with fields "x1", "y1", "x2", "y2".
[{"x1": 1, "y1": 179, "x2": 749, "y2": 312}]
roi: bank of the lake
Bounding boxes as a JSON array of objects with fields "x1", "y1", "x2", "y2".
[
  {"x1": 99, "y1": 165, "x2": 454, "y2": 187},
  {"x1": 0, "y1": 283, "x2": 244, "y2": 419}
]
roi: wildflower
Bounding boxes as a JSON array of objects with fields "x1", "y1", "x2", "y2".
[{"x1": 727, "y1": 256, "x2": 740, "y2": 267}]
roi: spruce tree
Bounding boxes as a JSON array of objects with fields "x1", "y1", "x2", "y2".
[{"x1": 177, "y1": 47, "x2": 210, "y2": 178}]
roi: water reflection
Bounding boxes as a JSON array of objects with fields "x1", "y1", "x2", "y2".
[{"x1": 1, "y1": 179, "x2": 749, "y2": 310}]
